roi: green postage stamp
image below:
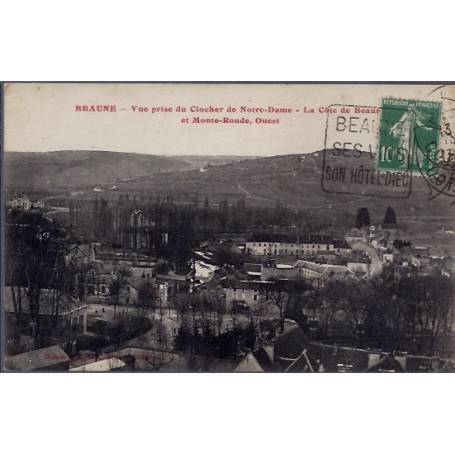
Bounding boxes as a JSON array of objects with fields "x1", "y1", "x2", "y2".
[{"x1": 378, "y1": 98, "x2": 441, "y2": 176}]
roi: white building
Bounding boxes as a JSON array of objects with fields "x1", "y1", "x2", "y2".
[
  {"x1": 224, "y1": 280, "x2": 275, "y2": 307},
  {"x1": 194, "y1": 260, "x2": 218, "y2": 281},
  {"x1": 382, "y1": 253, "x2": 394, "y2": 264},
  {"x1": 246, "y1": 240, "x2": 334, "y2": 256},
  {"x1": 7, "y1": 195, "x2": 44, "y2": 211},
  {"x1": 8, "y1": 195, "x2": 32, "y2": 211}
]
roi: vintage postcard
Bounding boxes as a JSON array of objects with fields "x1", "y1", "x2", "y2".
[{"x1": 2, "y1": 82, "x2": 455, "y2": 372}]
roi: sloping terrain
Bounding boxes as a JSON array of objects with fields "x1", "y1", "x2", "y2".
[
  {"x1": 5, "y1": 150, "x2": 455, "y2": 234},
  {"x1": 115, "y1": 151, "x2": 451, "y2": 210},
  {"x1": 4, "y1": 150, "x2": 193, "y2": 190}
]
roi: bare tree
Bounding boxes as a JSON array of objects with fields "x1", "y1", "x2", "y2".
[
  {"x1": 213, "y1": 294, "x2": 226, "y2": 336},
  {"x1": 269, "y1": 279, "x2": 289, "y2": 333},
  {"x1": 137, "y1": 281, "x2": 156, "y2": 317},
  {"x1": 109, "y1": 265, "x2": 130, "y2": 318},
  {"x1": 174, "y1": 293, "x2": 191, "y2": 328}
]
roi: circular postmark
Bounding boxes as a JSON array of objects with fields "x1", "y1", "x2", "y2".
[{"x1": 412, "y1": 86, "x2": 455, "y2": 202}]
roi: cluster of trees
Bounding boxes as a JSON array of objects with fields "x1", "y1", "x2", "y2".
[
  {"x1": 174, "y1": 292, "x2": 226, "y2": 335},
  {"x1": 108, "y1": 266, "x2": 131, "y2": 317},
  {"x1": 174, "y1": 323, "x2": 256, "y2": 360},
  {"x1": 5, "y1": 209, "x2": 71, "y2": 343},
  {"x1": 173, "y1": 270, "x2": 453, "y2": 359},
  {"x1": 171, "y1": 279, "x2": 314, "y2": 360},
  {"x1": 267, "y1": 278, "x2": 313, "y2": 333},
  {"x1": 6, "y1": 206, "x2": 169, "y2": 350},
  {"x1": 172, "y1": 290, "x2": 256, "y2": 359},
  {"x1": 304, "y1": 272, "x2": 454, "y2": 357},
  {"x1": 355, "y1": 206, "x2": 398, "y2": 229},
  {"x1": 67, "y1": 194, "x2": 349, "y2": 265},
  {"x1": 212, "y1": 244, "x2": 244, "y2": 268},
  {"x1": 78, "y1": 314, "x2": 152, "y2": 355}
]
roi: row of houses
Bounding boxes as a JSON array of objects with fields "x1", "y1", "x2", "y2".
[
  {"x1": 65, "y1": 242, "x2": 192, "y2": 307},
  {"x1": 66, "y1": 243, "x2": 156, "y2": 278},
  {"x1": 223, "y1": 258, "x2": 363, "y2": 307},
  {"x1": 245, "y1": 239, "x2": 352, "y2": 257}
]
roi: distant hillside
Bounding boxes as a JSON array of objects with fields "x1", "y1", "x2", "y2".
[
  {"x1": 4, "y1": 150, "x2": 193, "y2": 190},
  {"x1": 117, "y1": 153, "x2": 321, "y2": 204},
  {"x1": 113, "y1": 151, "x2": 366, "y2": 207},
  {"x1": 114, "y1": 151, "x2": 455, "y2": 224},
  {"x1": 5, "y1": 150, "x2": 454, "y2": 232}
]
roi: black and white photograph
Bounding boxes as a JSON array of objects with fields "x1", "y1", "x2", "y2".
[
  {"x1": 1, "y1": 2, "x2": 455, "y2": 454},
  {"x1": 2, "y1": 82, "x2": 455, "y2": 373}
]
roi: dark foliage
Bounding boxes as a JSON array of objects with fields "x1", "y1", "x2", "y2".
[
  {"x1": 174, "y1": 323, "x2": 257, "y2": 360},
  {"x1": 355, "y1": 207, "x2": 370, "y2": 229},
  {"x1": 309, "y1": 273, "x2": 454, "y2": 357},
  {"x1": 383, "y1": 206, "x2": 397, "y2": 225}
]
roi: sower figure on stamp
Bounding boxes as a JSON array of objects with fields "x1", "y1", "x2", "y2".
[{"x1": 390, "y1": 107, "x2": 434, "y2": 171}]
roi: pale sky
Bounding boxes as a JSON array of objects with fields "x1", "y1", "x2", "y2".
[{"x1": 4, "y1": 83, "x2": 451, "y2": 156}]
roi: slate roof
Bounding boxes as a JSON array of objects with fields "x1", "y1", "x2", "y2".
[
  {"x1": 112, "y1": 348, "x2": 188, "y2": 371},
  {"x1": 249, "y1": 233, "x2": 333, "y2": 244},
  {"x1": 5, "y1": 345, "x2": 70, "y2": 371},
  {"x1": 294, "y1": 260, "x2": 354, "y2": 278},
  {"x1": 70, "y1": 357, "x2": 126, "y2": 372},
  {"x1": 243, "y1": 263, "x2": 262, "y2": 274},
  {"x1": 332, "y1": 239, "x2": 351, "y2": 249},
  {"x1": 235, "y1": 345, "x2": 275, "y2": 372},
  {"x1": 274, "y1": 327, "x2": 373, "y2": 372},
  {"x1": 273, "y1": 326, "x2": 455, "y2": 373},
  {"x1": 274, "y1": 326, "x2": 321, "y2": 372},
  {"x1": 235, "y1": 352, "x2": 265, "y2": 372},
  {"x1": 112, "y1": 348, "x2": 237, "y2": 372},
  {"x1": 366, "y1": 354, "x2": 405, "y2": 372},
  {"x1": 222, "y1": 279, "x2": 276, "y2": 291}
]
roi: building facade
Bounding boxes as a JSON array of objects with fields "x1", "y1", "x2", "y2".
[{"x1": 246, "y1": 240, "x2": 334, "y2": 256}]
